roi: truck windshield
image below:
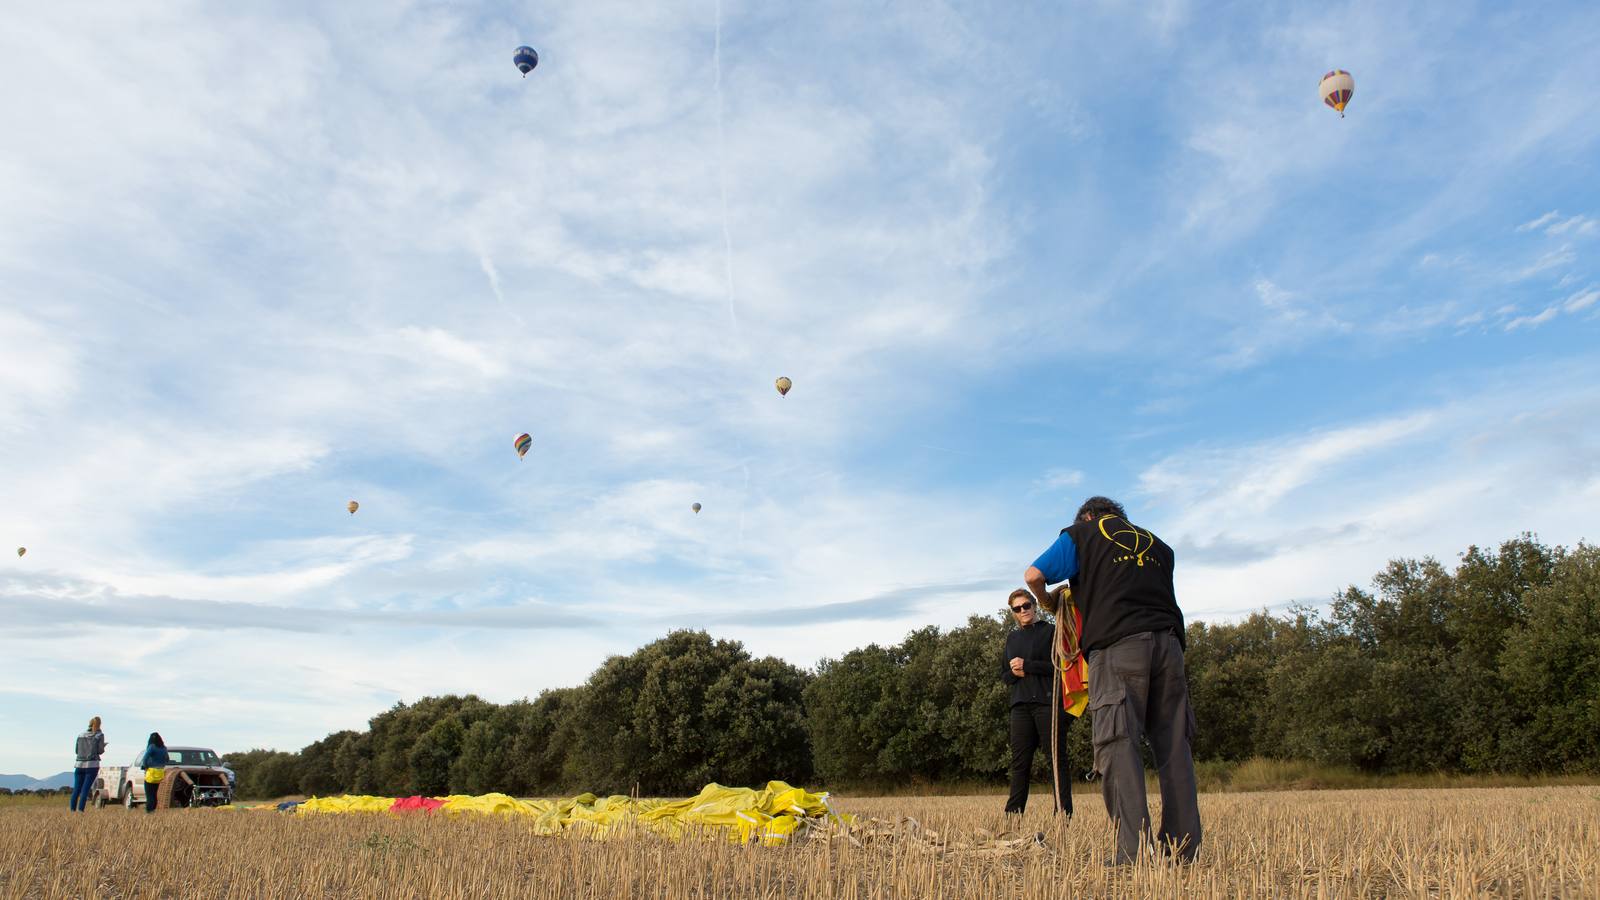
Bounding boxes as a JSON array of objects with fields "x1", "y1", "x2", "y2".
[{"x1": 166, "y1": 749, "x2": 220, "y2": 766}]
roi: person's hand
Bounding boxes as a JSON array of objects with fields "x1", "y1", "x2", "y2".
[{"x1": 1010, "y1": 657, "x2": 1026, "y2": 677}]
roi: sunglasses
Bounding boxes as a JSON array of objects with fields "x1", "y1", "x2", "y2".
[{"x1": 1010, "y1": 601, "x2": 1033, "y2": 613}]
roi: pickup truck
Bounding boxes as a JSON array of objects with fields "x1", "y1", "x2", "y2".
[{"x1": 93, "y1": 746, "x2": 234, "y2": 809}]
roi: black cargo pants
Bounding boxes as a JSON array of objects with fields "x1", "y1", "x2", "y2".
[
  {"x1": 1005, "y1": 702, "x2": 1074, "y2": 815},
  {"x1": 1087, "y1": 629, "x2": 1202, "y2": 863}
]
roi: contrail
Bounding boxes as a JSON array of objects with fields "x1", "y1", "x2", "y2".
[
  {"x1": 472, "y1": 233, "x2": 525, "y2": 327},
  {"x1": 714, "y1": 0, "x2": 739, "y2": 335}
]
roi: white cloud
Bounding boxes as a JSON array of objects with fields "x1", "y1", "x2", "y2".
[
  {"x1": 1501, "y1": 285, "x2": 1599, "y2": 331},
  {"x1": 1138, "y1": 368, "x2": 1600, "y2": 618},
  {"x1": 1563, "y1": 287, "x2": 1599, "y2": 313},
  {"x1": 1505, "y1": 305, "x2": 1561, "y2": 331},
  {"x1": 1517, "y1": 210, "x2": 1561, "y2": 232},
  {"x1": 1517, "y1": 210, "x2": 1597, "y2": 236},
  {"x1": 1512, "y1": 246, "x2": 1577, "y2": 281},
  {"x1": 1035, "y1": 468, "x2": 1086, "y2": 491},
  {"x1": 1546, "y1": 215, "x2": 1598, "y2": 236}
]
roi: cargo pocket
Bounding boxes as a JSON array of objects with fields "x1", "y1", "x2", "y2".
[{"x1": 1088, "y1": 676, "x2": 1127, "y2": 776}]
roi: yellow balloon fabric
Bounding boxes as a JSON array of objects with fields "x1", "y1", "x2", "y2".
[
  {"x1": 288, "y1": 781, "x2": 846, "y2": 845},
  {"x1": 298, "y1": 794, "x2": 398, "y2": 814}
]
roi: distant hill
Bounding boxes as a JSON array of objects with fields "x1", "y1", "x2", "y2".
[{"x1": 0, "y1": 772, "x2": 74, "y2": 791}]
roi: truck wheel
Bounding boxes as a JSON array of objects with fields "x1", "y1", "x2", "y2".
[
  {"x1": 93, "y1": 789, "x2": 106, "y2": 809},
  {"x1": 124, "y1": 786, "x2": 135, "y2": 809}
]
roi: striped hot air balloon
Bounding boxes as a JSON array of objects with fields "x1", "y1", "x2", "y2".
[
  {"x1": 347, "y1": 500, "x2": 359, "y2": 515},
  {"x1": 515, "y1": 433, "x2": 533, "y2": 460},
  {"x1": 1320, "y1": 69, "x2": 1354, "y2": 118}
]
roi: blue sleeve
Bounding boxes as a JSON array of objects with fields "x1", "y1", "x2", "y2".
[{"x1": 1031, "y1": 531, "x2": 1078, "y2": 583}]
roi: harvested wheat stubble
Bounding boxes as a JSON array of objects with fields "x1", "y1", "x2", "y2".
[{"x1": 2, "y1": 786, "x2": 1597, "y2": 899}]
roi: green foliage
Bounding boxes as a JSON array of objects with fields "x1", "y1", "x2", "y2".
[
  {"x1": 569, "y1": 630, "x2": 813, "y2": 795},
  {"x1": 807, "y1": 614, "x2": 1032, "y2": 786},
  {"x1": 1499, "y1": 543, "x2": 1600, "y2": 773},
  {"x1": 224, "y1": 536, "x2": 1600, "y2": 799},
  {"x1": 227, "y1": 748, "x2": 300, "y2": 799}
]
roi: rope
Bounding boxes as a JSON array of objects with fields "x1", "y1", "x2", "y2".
[{"x1": 1047, "y1": 588, "x2": 1081, "y2": 815}]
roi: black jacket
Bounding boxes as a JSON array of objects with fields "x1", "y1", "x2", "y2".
[{"x1": 1000, "y1": 620, "x2": 1057, "y2": 707}]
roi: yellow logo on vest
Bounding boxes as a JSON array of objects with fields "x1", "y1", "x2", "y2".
[{"x1": 1097, "y1": 516, "x2": 1158, "y2": 567}]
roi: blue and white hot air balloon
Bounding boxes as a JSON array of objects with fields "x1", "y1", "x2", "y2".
[{"x1": 514, "y1": 46, "x2": 539, "y2": 77}]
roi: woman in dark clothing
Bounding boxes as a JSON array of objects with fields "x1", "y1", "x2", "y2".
[
  {"x1": 137, "y1": 733, "x2": 169, "y2": 813},
  {"x1": 1000, "y1": 588, "x2": 1074, "y2": 816},
  {"x1": 70, "y1": 716, "x2": 107, "y2": 812}
]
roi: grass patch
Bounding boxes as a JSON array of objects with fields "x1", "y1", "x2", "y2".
[{"x1": 1197, "y1": 758, "x2": 1600, "y2": 793}]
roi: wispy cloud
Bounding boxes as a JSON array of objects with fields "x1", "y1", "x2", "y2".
[
  {"x1": 1518, "y1": 210, "x2": 1598, "y2": 237},
  {"x1": 1139, "y1": 364, "x2": 1600, "y2": 616},
  {"x1": 1034, "y1": 468, "x2": 1086, "y2": 492},
  {"x1": 1, "y1": 574, "x2": 601, "y2": 634}
]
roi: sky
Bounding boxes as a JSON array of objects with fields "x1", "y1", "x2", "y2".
[{"x1": 2, "y1": 0, "x2": 1597, "y2": 777}]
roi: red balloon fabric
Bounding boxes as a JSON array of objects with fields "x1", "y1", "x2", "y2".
[{"x1": 390, "y1": 796, "x2": 445, "y2": 814}]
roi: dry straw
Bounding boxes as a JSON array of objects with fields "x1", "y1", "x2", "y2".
[{"x1": 3, "y1": 786, "x2": 1597, "y2": 898}]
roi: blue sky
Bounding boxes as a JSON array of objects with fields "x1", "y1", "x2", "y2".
[{"x1": 3, "y1": 0, "x2": 1597, "y2": 777}]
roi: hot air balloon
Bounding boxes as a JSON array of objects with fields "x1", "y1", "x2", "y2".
[
  {"x1": 1319, "y1": 69, "x2": 1354, "y2": 118},
  {"x1": 515, "y1": 433, "x2": 533, "y2": 460},
  {"x1": 775, "y1": 376, "x2": 792, "y2": 397},
  {"x1": 514, "y1": 46, "x2": 539, "y2": 77},
  {"x1": 347, "y1": 500, "x2": 360, "y2": 515},
  {"x1": 15, "y1": 547, "x2": 23, "y2": 558},
  {"x1": 692, "y1": 502, "x2": 702, "y2": 514}
]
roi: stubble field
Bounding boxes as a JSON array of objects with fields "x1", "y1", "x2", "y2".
[{"x1": 2, "y1": 786, "x2": 1597, "y2": 898}]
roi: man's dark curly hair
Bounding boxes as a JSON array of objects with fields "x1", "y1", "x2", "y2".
[{"x1": 1075, "y1": 495, "x2": 1127, "y2": 521}]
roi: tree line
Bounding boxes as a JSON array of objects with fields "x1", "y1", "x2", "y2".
[{"x1": 226, "y1": 536, "x2": 1600, "y2": 799}]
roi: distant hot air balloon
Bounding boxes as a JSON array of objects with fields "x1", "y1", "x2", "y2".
[
  {"x1": 692, "y1": 502, "x2": 702, "y2": 514},
  {"x1": 514, "y1": 45, "x2": 539, "y2": 77},
  {"x1": 775, "y1": 376, "x2": 792, "y2": 397},
  {"x1": 515, "y1": 433, "x2": 533, "y2": 460},
  {"x1": 347, "y1": 500, "x2": 360, "y2": 515},
  {"x1": 1319, "y1": 69, "x2": 1354, "y2": 118},
  {"x1": 15, "y1": 547, "x2": 23, "y2": 558}
]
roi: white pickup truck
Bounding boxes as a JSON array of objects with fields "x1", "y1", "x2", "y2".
[{"x1": 93, "y1": 746, "x2": 235, "y2": 809}]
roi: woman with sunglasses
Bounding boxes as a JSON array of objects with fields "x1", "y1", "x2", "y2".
[{"x1": 1000, "y1": 587, "x2": 1074, "y2": 817}]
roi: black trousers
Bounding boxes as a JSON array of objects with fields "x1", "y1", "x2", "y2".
[{"x1": 1006, "y1": 702, "x2": 1074, "y2": 815}]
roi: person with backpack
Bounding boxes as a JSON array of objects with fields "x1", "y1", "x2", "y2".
[
  {"x1": 1024, "y1": 496, "x2": 1202, "y2": 865},
  {"x1": 136, "y1": 733, "x2": 169, "y2": 813},
  {"x1": 70, "y1": 717, "x2": 107, "y2": 812}
]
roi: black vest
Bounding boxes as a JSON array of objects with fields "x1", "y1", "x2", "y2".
[{"x1": 1063, "y1": 515, "x2": 1184, "y2": 652}]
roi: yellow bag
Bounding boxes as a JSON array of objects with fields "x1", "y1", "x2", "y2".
[{"x1": 145, "y1": 767, "x2": 165, "y2": 784}]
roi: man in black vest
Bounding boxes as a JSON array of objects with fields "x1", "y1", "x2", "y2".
[
  {"x1": 999, "y1": 588, "x2": 1074, "y2": 817},
  {"x1": 1024, "y1": 496, "x2": 1201, "y2": 865}
]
